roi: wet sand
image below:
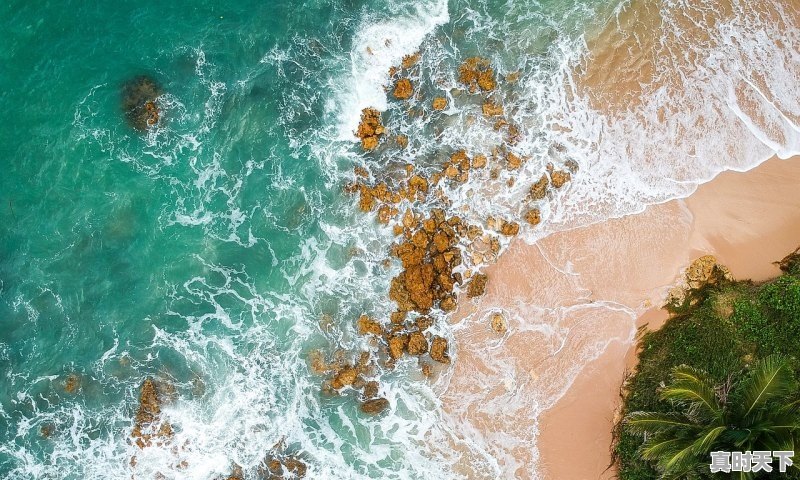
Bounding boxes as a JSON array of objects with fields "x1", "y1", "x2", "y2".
[
  {"x1": 537, "y1": 155, "x2": 800, "y2": 479},
  {"x1": 439, "y1": 155, "x2": 800, "y2": 479}
]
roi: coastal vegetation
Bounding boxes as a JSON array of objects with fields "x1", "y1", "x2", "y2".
[{"x1": 616, "y1": 250, "x2": 800, "y2": 479}]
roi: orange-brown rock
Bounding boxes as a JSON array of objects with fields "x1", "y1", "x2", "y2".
[
  {"x1": 467, "y1": 273, "x2": 488, "y2": 298},
  {"x1": 261, "y1": 456, "x2": 307, "y2": 478},
  {"x1": 407, "y1": 331, "x2": 429, "y2": 355},
  {"x1": 355, "y1": 108, "x2": 384, "y2": 150},
  {"x1": 482, "y1": 102, "x2": 503, "y2": 116},
  {"x1": 506, "y1": 152, "x2": 522, "y2": 170},
  {"x1": 415, "y1": 316, "x2": 434, "y2": 330},
  {"x1": 490, "y1": 313, "x2": 508, "y2": 334},
  {"x1": 551, "y1": 170, "x2": 571, "y2": 188},
  {"x1": 472, "y1": 154, "x2": 487, "y2": 168},
  {"x1": 525, "y1": 208, "x2": 541, "y2": 226},
  {"x1": 500, "y1": 221, "x2": 520, "y2": 236},
  {"x1": 407, "y1": 175, "x2": 429, "y2": 196},
  {"x1": 393, "y1": 78, "x2": 413, "y2": 100},
  {"x1": 360, "y1": 397, "x2": 389, "y2": 415},
  {"x1": 420, "y1": 363, "x2": 433, "y2": 377},
  {"x1": 440, "y1": 295, "x2": 457, "y2": 312},
  {"x1": 354, "y1": 166, "x2": 369, "y2": 178},
  {"x1": 363, "y1": 380, "x2": 379, "y2": 399},
  {"x1": 131, "y1": 378, "x2": 174, "y2": 448},
  {"x1": 390, "y1": 311, "x2": 407, "y2": 325},
  {"x1": 331, "y1": 367, "x2": 358, "y2": 390},
  {"x1": 430, "y1": 337, "x2": 451, "y2": 364},
  {"x1": 432, "y1": 97, "x2": 447, "y2": 110},
  {"x1": 402, "y1": 52, "x2": 420, "y2": 69},
  {"x1": 396, "y1": 134, "x2": 409, "y2": 149},
  {"x1": 357, "y1": 315, "x2": 383, "y2": 336},
  {"x1": 530, "y1": 175, "x2": 549, "y2": 200},
  {"x1": 458, "y1": 57, "x2": 496, "y2": 93},
  {"x1": 388, "y1": 333, "x2": 408, "y2": 359}
]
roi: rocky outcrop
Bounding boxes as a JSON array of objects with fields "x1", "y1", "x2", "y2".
[
  {"x1": 407, "y1": 331, "x2": 429, "y2": 355},
  {"x1": 458, "y1": 57, "x2": 496, "y2": 93},
  {"x1": 121, "y1": 75, "x2": 162, "y2": 131},
  {"x1": 666, "y1": 255, "x2": 734, "y2": 309},
  {"x1": 482, "y1": 102, "x2": 503, "y2": 117},
  {"x1": 429, "y1": 337, "x2": 450, "y2": 364},
  {"x1": 357, "y1": 315, "x2": 382, "y2": 336},
  {"x1": 355, "y1": 108, "x2": 385, "y2": 150},
  {"x1": 131, "y1": 378, "x2": 173, "y2": 449},
  {"x1": 393, "y1": 79, "x2": 413, "y2": 100},
  {"x1": 490, "y1": 313, "x2": 508, "y2": 334}
]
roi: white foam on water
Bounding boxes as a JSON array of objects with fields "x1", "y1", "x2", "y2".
[{"x1": 332, "y1": 0, "x2": 450, "y2": 142}]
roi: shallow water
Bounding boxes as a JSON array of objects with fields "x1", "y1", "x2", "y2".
[{"x1": 0, "y1": 0, "x2": 797, "y2": 478}]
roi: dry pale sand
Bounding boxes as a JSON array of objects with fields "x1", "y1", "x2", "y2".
[{"x1": 439, "y1": 156, "x2": 800, "y2": 479}]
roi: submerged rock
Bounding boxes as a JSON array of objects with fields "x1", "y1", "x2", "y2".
[
  {"x1": 490, "y1": 313, "x2": 508, "y2": 334},
  {"x1": 121, "y1": 75, "x2": 162, "y2": 131},
  {"x1": 482, "y1": 102, "x2": 503, "y2": 117}
]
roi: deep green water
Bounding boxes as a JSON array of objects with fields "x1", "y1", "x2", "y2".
[{"x1": 3, "y1": 0, "x2": 794, "y2": 477}]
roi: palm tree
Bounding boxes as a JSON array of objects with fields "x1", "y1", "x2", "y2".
[{"x1": 625, "y1": 355, "x2": 800, "y2": 479}]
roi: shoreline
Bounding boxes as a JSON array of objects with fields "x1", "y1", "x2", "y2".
[
  {"x1": 438, "y1": 155, "x2": 800, "y2": 479},
  {"x1": 537, "y1": 155, "x2": 800, "y2": 479}
]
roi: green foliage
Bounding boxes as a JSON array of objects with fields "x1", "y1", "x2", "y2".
[
  {"x1": 616, "y1": 261, "x2": 800, "y2": 479},
  {"x1": 625, "y1": 356, "x2": 800, "y2": 478}
]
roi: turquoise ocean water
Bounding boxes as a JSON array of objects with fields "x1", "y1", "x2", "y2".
[{"x1": 1, "y1": 0, "x2": 797, "y2": 478}]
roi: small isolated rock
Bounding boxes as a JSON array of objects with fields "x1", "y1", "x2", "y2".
[
  {"x1": 490, "y1": 313, "x2": 508, "y2": 334},
  {"x1": 551, "y1": 170, "x2": 571, "y2": 188},
  {"x1": 63, "y1": 374, "x2": 81, "y2": 394},
  {"x1": 121, "y1": 75, "x2": 162, "y2": 131},
  {"x1": 525, "y1": 208, "x2": 541, "y2": 226},
  {"x1": 407, "y1": 331, "x2": 429, "y2": 355},
  {"x1": 472, "y1": 154, "x2": 487, "y2": 169},
  {"x1": 467, "y1": 273, "x2": 488, "y2": 298},
  {"x1": 500, "y1": 221, "x2": 519, "y2": 236},
  {"x1": 361, "y1": 397, "x2": 389, "y2": 415},
  {"x1": 430, "y1": 336, "x2": 451, "y2": 364},
  {"x1": 357, "y1": 315, "x2": 383, "y2": 336},
  {"x1": 506, "y1": 152, "x2": 522, "y2": 170},
  {"x1": 530, "y1": 175, "x2": 549, "y2": 200},
  {"x1": 396, "y1": 134, "x2": 409, "y2": 148},
  {"x1": 432, "y1": 97, "x2": 447, "y2": 110},
  {"x1": 393, "y1": 78, "x2": 413, "y2": 100}
]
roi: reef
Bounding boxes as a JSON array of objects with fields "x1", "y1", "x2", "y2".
[
  {"x1": 355, "y1": 107, "x2": 385, "y2": 150},
  {"x1": 130, "y1": 378, "x2": 173, "y2": 449},
  {"x1": 121, "y1": 75, "x2": 162, "y2": 131},
  {"x1": 393, "y1": 78, "x2": 413, "y2": 100},
  {"x1": 458, "y1": 57, "x2": 496, "y2": 93}
]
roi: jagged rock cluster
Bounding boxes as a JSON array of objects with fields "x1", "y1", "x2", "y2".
[
  {"x1": 130, "y1": 378, "x2": 173, "y2": 449},
  {"x1": 355, "y1": 108, "x2": 385, "y2": 150}
]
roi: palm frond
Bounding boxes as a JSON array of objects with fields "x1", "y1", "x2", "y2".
[
  {"x1": 625, "y1": 411, "x2": 699, "y2": 436},
  {"x1": 662, "y1": 365, "x2": 720, "y2": 416},
  {"x1": 739, "y1": 355, "x2": 794, "y2": 419}
]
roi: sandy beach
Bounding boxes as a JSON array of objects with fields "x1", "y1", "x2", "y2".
[{"x1": 439, "y1": 155, "x2": 800, "y2": 479}]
